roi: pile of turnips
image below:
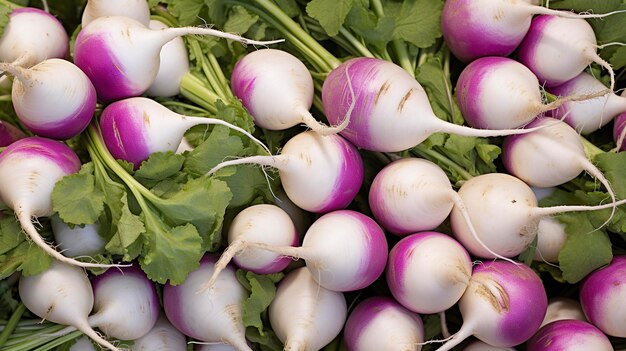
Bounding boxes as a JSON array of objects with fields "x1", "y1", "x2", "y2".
[{"x1": 1, "y1": 0, "x2": 626, "y2": 351}]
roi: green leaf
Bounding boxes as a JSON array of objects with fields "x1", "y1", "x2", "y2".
[
  {"x1": 104, "y1": 196, "x2": 145, "y2": 261},
  {"x1": 152, "y1": 177, "x2": 232, "y2": 250},
  {"x1": 52, "y1": 162, "x2": 105, "y2": 226},
  {"x1": 162, "y1": 0, "x2": 206, "y2": 25},
  {"x1": 0, "y1": 238, "x2": 52, "y2": 279},
  {"x1": 595, "y1": 146, "x2": 626, "y2": 199},
  {"x1": 306, "y1": 0, "x2": 355, "y2": 36},
  {"x1": 224, "y1": 5, "x2": 259, "y2": 36},
  {"x1": 415, "y1": 56, "x2": 463, "y2": 124},
  {"x1": 345, "y1": 3, "x2": 395, "y2": 51},
  {"x1": 0, "y1": 6, "x2": 11, "y2": 37},
  {"x1": 140, "y1": 221, "x2": 204, "y2": 285},
  {"x1": 240, "y1": 271, "x2": 283, "y2": 334},
  {"x1": 18, "y1": 242, "x2": 53, "y2": 276},
  {"x1": 223, "y1": 166, "x2": 271, "y2": 208},
  {"x1": 610, "y1": 46, "x2": 626, "y2": 70},
  {"x1": 184, "y1": 125, "x2": 244, "y2": 176},
  {"x1": 557, "y1": 213, "x2": 613, "y2": 283},
  {"x1": 135, "y1": 152, "x2": 185, "y2": 185},
  {"x1": 386, "y1": 0, "x2": 444, "y2": 48},
  {"x1": 0, "y1": 215, "x2": 23, "y2": 255}
]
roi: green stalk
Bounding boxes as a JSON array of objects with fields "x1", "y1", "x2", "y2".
[
  {"x1": 179, "y1": 72, "x2": 221, "y2": 114},
  {"x1": 86, "y1": 125, "x2": 161, "y2": 206},
  {"x1": 0, "y1": 0, "x2": 21, "y2": 10},
  {"x1": 187, "y1": 39, "x2": 230, "y2": 101},
  {"x1": 338, "y1": 27, "x2": 375, "y2": 58},
  {"x1": 411, "y1": 145, "x2": 474, "y2": 182},
  {"x1": 158, "y1": 100, "x2": 211, "y2": 115},
  {"x1": 230, "y1": 0, "x2": 341, "y2": 72},
  {"x1": 369, "y1": 0, "x2": 414, "y2": 76},
  {"x1": 0, "y1": 324, "x2": 67, "y2": 351},
  {"x1": 0, "y1": 304, "x2": 25, "y2": 348},
  {"x1": 581, "y1": 136, "x2": 606, "y2": 159},
  {"x1": 30, "y1": 331, "x2": 83, "y2": 351}
]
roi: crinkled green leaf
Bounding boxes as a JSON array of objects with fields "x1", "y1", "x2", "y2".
[
  {"x1": 18, "y1": 242, "x2": 53, "y2": 276},
  {"x1": 160, "y1": 0, "x2": 205, "y2": 25},
  {"x1": 246, "y1": 327, "x2": 284, "y2": 351},
  {"x1": 105, "y1": 196, "x2": 145, "y2": 261},
  {"x1": 140, "y1": 222, "x2": 203, "y2": 285},
  {"x1": 610, "y1": 46, "x2": 626, "y2": 70},
  {"x1": 223, "y1": 166, "x2": 272, "y2": 208},
  {"x1": 52, "y1": 162, "x2": 105, "y2": 226},
  {"x1": 0, "y1": 4, "x2": 13, "y2": 38},
  {"x1": 238, "y1": 271, "x2": 284, "y2": 334},
  {"x1": 345, "y1": 3, "x2": 395, "y2": 51},
  {"x1": 135, "y1": 152, "x2": 185, "y2": 185},
  {"x1": 415, "y1": 56, "x2": 463, "y2": 124},
  {"x1": 152, "y1": 177, "x2": 232, "y2": 250},
  {"x1": 386, "y1": 0, "x2": 443, "y2": 48},
  {"x1": 594, "y1": 151, "x2": 626, "y2": 199},
  {"x1": 184, "y1": 125, "x2": 245, "y2": 176},
  {"x1": 306, "y1": 0, "x2": 355, "y2": 36},
  {"x1": 443, "y1": 135, "x2": 501, "y2": 175},
  {"x1": 0, "y1": 215, "x2": 22, "y2": 255},
  {"x1": 557, "y1": 213, "x2": 612, "y2": 283},
  {"x1": 224, "y1": 5, "x2": 259, "y2": 36},
  {"x1": 0, "y1": 238, "x2": 52, "y2": 279}
]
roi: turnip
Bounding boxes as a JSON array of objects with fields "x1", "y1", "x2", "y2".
[
  {"x1": 163, "y1": 255, "x2": 251, "y2": 351},
  {"x1": 579, "y1": 255, "x2": 626, "y2": 337},
  {"x1": 502, "y1": 118, "x2": 617, "y2": 222},
  {"x1": 0, "y1": 58, "x2": 97, "y2": 139},
  {"x1": 0, "y1": 7, "x2": 68, "y2": 68},
  {"x1": 526, "y1": 319, "x2": 613, "y2": 351},
  {"x1": 368, "y1": 157, "x2": 476, "y2": 236},
  {"x1": 269, "y1": 267, "x2": 347, "y2": 351},
  {"x1": 98, "y1": 97, "x2": 269, "y2": 169},
  {"x1": 87, "y1": 265, "x2": 160, "y2": 340},
  {"x1": 386, "y1": 232, "x2": 472, "y2": 314},
  {"x1": 231, "y1": 48, "x2": 349, "y2": 135},
  {"x1": 195, "y1": 344, "x2": 238, "y2": 351},
  {"x1": 0, "y1": 137, "x2": 120, "y2": 268},
  {"x1": 517, "y1": 15, "x2": 615, "y2": 90},
  {"x1": 463, "y1": 340, "x2": 516, "y2": 351},
  {"x1": 81, "y1": 0, "x2": 151, "y2": 27},
  {"x1": 449, "y1": 172, "x2": 626, "y2": 259},
  {"x1": 541, "y1": 297, "x2": 587, "y2": 327},
  {"x1": 244, "y1": 209, "x2": 388, "y2": 292},
  {"x1": 273, "y1": 187, "x2": 311, "y2": 239},
  {"x1": 547, "y1": 72, "x2": 626, "y2": 134},
  {"x1": 441, "y1": 0, "x2": 620, "y2": 62},
  {"x1": 51, "y1": 216, "x2": 105, "y2": 258},
  {"x1": 343, "y1": 296, "x2": 424, "y2": 351},
  {"x1": 531, "y1": 187, "x2": 567, "y2": 264},
  {"x1": 18, "y1": 261, "x2": 121, "y2": 351},
  {"x1": 74, "y1": 16, "x2": 283, "y2": 102},
  {"x1": 132, "y1": 313, "x2": 187, "y2": 351},
  {"x1": 207, "y1": 131, "x2": 363, "y2": 214},
  {"x1": 455, "y1": 57, "x2": 608, "y2": 130},
  {"x1": 611, "y1": 101, "x2": 626, "y2": 151},
  {"x1": 434, "y1": 260, "x2": 547, "y2": 351},
  {"x1": 69, "y1": 337, "x2": 97, "y2": 351},
  {"x1": 145, "y1": 19, "x2": 190, "y2": 98},
  {"x1": 321, "y1": 57, "x2": 545, "y2": 152},
  {"x1": 200, "y1": 204, "x2": 298, "y2": 291},
  {"x1": 0, "y1": 120, "x2": 25, "y2": 146}
]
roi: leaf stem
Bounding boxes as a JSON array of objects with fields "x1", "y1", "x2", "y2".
[{"x1": 0, "y1": 303, "x2": 25, "y2": 348}]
